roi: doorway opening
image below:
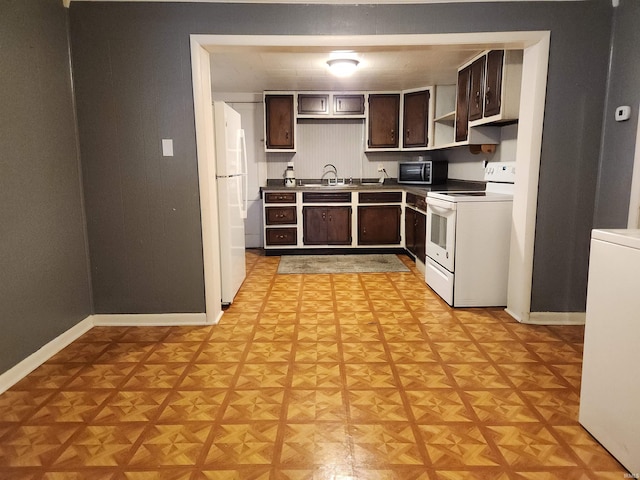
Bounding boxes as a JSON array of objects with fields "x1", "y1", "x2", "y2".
[{"x1": 189, "y1": 32, "x2": 550, "y2": 324}]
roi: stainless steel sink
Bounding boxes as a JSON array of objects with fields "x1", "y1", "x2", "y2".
[{"x1": 301, "y1": 183, "x2": 346, "y2": 188}]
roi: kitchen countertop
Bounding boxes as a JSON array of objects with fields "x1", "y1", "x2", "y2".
[{"x1": 262, "y1": 179, "x2": 485, "y2": 196}]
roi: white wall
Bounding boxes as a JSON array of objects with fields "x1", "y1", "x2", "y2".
[
  {"x1": 266, "y1": 120, "x2": 424, "y2": 183},
  {"x1": 443, "y1": 124, "x2": 518, "y2": 181}
]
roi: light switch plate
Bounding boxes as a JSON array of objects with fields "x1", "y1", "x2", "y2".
[{"x1": 162, "y1": 139, "x2": 174, "y2": 156}]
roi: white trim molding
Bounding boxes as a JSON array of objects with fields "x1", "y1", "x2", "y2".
[
  {"x1": 0, "y1": 312, "x2": 213, "y2": 395},
  {"x1": 525, "y1": 311, "x2": 586, "y2": 325},
  {"x1": 0, "y1": 316, "x2": 94, "y2": 395},
  {"x1": 627, "y1": 104, "x2": 640, "y2": 228},
  {"x1": 91, "y1": 312, "x2": 210, "y2": 326}
]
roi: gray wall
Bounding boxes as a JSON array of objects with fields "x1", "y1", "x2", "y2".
[
  {"x1": 69, "y1": 1, "x2": 613, "y2": 314},
  {"x1": 0, "y1": 1, "x2": 92, "y2": 372},
  {"x1": 594, "y1": 0, "x2": 640, "y2": 228}
]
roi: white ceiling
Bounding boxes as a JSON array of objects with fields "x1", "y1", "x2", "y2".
[{"x1": 208, "y1": 44, "x2": 487, "y2": 93}]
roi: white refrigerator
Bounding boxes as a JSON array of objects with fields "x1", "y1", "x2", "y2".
[{"x1": 214, "y1": 102, "x2": 247, "y2": 305}]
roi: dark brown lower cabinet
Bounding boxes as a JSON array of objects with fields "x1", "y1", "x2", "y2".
[
  {"x1": 405, "y1": 207, "x2": 426, "y2": 263},
  {"x1": 358, "y1": 206, "x2": 402, "y2": 245},
  {"x1": 303, "y1": 206, "x2": 352, "y2": 245}
]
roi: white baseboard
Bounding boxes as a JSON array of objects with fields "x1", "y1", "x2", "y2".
[
  {"x1": 91, "y1": 313, "x2": 208, "y2": 327},
  {"x1": 524, "y1": 311, "x2": 586, "y2": 326},
  {"x1": 0, "y1": 312, "x2": 211, "y2": 395},
  {"x1": 504, "y1": 308, "x2": 523, "y2": 323},
  {"x1": 0, "y1": 316, "x2": 94, "y2": 395}
]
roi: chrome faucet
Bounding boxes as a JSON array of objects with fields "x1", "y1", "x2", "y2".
[{"x1": 322, "y1": 163, "x2": 338, "y2": 185}]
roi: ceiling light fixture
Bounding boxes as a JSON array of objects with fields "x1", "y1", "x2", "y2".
[{"x1": 327, "y1": 58, "x2": 360, "y2": 77}]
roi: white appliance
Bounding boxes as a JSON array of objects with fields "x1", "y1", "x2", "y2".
[
  {"x1": 425, "y1": 162, "x2": 515, "y2": 307},
  {"x1": 214, "y1": 102, "x2": 248, "y2": 305},
  {"x1": 579, "y1": 229, "x2": 640, "y2": 474}
]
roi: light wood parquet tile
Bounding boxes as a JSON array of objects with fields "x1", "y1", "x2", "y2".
[{"x1": 0, "y1": 250, "x2": 627, "y2": 479}]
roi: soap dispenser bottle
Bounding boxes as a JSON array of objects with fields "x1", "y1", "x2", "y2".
[{"x1": 284, "y1": 165, "x2": 295, "y2": 187}]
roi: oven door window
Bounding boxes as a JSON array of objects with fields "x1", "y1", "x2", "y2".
[
  {"x1": 430, "y1": 213, "x2": 448, "y2": 249},
  {"x1": 426, "y1": 201, "x2": 456, "y2": 272}
]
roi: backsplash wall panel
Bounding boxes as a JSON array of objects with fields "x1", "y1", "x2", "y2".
[{"x1": 266, "y1": 120, "x2": 403, "y2": 183}]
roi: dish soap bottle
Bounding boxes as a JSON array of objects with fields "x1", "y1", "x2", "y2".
[{"x1": 284, "y1": 165, "x2": 295, "y2": 187}]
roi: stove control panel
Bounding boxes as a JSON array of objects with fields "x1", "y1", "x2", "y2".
[{"x1": 484, "y1": 161, "x2": 516, "y2": 183}]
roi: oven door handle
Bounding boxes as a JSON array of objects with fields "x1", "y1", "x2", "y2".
[
  {"x1": 427, "y1": 197, "x2": 456, "y2": 211},
  {"x1": 427, "y1": 202, "x2": 456, "y2": 215}
]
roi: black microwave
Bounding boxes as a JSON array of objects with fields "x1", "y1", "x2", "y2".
[{"x1": 398, "y1": 161, "x2": 448, "y2": 185}]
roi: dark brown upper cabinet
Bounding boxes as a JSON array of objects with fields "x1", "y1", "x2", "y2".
[
  {"x1": 484, "y1": 50, "x2": 505, "y2": 118},
  {"x1": 403, "y1": 90, "x2": 430, "y2": 149},
  {"x1": 297, "y1": 94, "x2": 329, "y2": 115},
  {"x1": 333, "y1": 94, "x2": 365, "y2": 115},
  {"x1": 455, "y1": 66, "x2": 471, "y2": 143},
  {"x1": 368, "y1": 93, "x2": 400, "y2": 149},
  {"x1": 468, "y1": 56, "x2": 486, "y2": 122},
  {"x1": 265, "y1": 94, "x2": 294, "y2": 150}
]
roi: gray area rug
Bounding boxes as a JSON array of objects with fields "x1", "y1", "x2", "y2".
[{"x1": 277, "y1": 254, "x2": 410, "y2": 274}]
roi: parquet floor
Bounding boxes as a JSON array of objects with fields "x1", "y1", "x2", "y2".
[{"x1": 0, "y1": 250, "x2": 627, "y2": 479}]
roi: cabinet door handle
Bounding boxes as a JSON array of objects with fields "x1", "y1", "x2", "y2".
[
  {"x1": 390, "y1": 129, "x2": 395, "y2": 142},
  {"x1": 285, "y1": 131, "x2": 289, "y2": 140},
  {"x1": 321, "y1": 99, "x2": 324, "y2": 110},
  {"x1": 485, "y1": 87, "x2": 491, "y2": 105}
]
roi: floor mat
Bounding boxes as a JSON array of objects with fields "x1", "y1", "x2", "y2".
[{"x1": 277, "y1": 254, "x2": 410, "y2": 274}]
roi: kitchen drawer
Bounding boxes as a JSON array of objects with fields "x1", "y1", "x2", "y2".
[
  {"x1": 303, "y1": 192, "x2": 352, "y2": 203},
  {"x1": 359, "y1": 191, "x2": 402, "y2": 204},
  {"x1": 266, "y1": 228, "x2": 297, "y2": 246},
  {"x1": 265, "y1": 192, "x2": 296, "y2": 204},
  {"x1": 265, "y1": 206, "x2": 297, "y2": 225},
  {"x1": 406, "y1": 192, "x2": 427, "y2": 211},
  {"x1": 425, "y1": 257, "x2": 454, "y2": 306}
]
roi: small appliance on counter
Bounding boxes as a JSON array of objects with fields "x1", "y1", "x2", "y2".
[
  {"x1": 398, "y1": 159, "x2": 448, "y2": 185},
  {"x1": 284, "y1": 164, "x2": 295, "y2": 187}
]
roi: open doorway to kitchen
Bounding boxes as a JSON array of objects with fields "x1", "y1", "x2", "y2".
[{"x1": 190, "y1": 32, "x2": 550, "y2": 325}]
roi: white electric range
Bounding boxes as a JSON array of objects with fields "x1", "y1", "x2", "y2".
[{"x1": 425, "y1": 162, "x2": 515, "y2": 307}]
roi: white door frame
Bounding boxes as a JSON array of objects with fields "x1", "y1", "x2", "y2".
[
  {"x1": 627, "y1": 105, "x2": 640, "y2": 228},
  {"x1": 190, "y1": 32, "x2": 550, "y2": 324}
]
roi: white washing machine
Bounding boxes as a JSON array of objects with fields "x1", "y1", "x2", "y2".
[{"x1": 579, "y1": 229, "x2": 640, "y2": 474}]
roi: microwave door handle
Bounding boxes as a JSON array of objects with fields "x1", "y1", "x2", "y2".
[{"x1": 421, "y1": 164, "x2": 426, "y2": 182}]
